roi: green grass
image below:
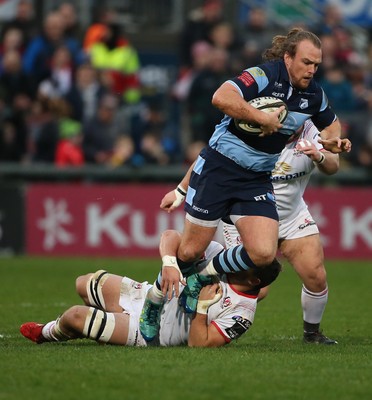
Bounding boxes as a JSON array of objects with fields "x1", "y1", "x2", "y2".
[{"x1": 1, "y1": 257, "x2": 371, "y2": 400}]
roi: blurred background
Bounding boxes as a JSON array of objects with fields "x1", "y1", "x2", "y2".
[{"x1": 0, "y1": 0, "x2": 371, "y2": 259}]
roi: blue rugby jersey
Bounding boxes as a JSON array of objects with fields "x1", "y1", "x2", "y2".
[{"x1": 209, "y1": 59, "x2": 337, "y2": 172}]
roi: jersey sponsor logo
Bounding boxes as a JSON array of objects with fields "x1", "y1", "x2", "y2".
[
  {"x1": 225, "y1": 315, "x2": 252, "y2": 340},
  {"x1": 254, "y1": 194, "x2": 267, "y2": 201},
  {"x1": 237, "y1": 71, "x2": 255, "y2": 87},
  {"x1": 272, "y1": 161, "x2": 306, "y2": 181},
  {"x1": 272, "y1": 91, "x2": 285, "y2": 98},
  {"x1": 299, "y1": 218, "x2": 316, "y2": 230},
  {"x1": 271, "y1": 171, "x2": 306, "y2": 181},
  {"x1": 223, "y1": 296, "x2": 232, "y2": 308},
  {"x1": 248, "y1": 67, "x2": 265, "y2": 78},
  {"x1": 274, "y1": 81, "x2": 283, "y2": 89},
  {"x1": 272, "y1": 161, "x2": 291, "y2": 175},
  {"x1": 192, "y1": 205, "x2": 209, "y2": 214},
  {"x1": 299, "y1": 98, "x2": 309, "y2": 109}
]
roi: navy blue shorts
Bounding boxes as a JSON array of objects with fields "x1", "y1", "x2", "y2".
[{"x1": 184, "y1": 147, "x2": 278, "y2": 223}]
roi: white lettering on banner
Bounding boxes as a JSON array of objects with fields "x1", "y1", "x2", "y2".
[
  {"x1": 341, "y1": 207, "x2": 372, "y2": 249},
  {"x1": 37, "y1": 198, "x2": 75, "y2": 250},
  {"x1": 87, "y1": 204, "x2": 130, "y2": 247},
  {"x1": 131, "y1": 212, "x2": 170, "y2": 248}
]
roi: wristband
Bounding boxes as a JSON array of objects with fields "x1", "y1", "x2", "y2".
[
  {"x1": 172, "y1": 185, "x2": 186, "y2": 208},
  {"x1": 196, "y1": 286, "x2": 222, "y2": 315},
  {"x1": 162, "y1": 255, "x2": 184, "y2": 281},
  {"x1": 176, "y1": 185, "x2": 186, "y2": 196},
  {"x1": 196, "y1": 299, "x2": 210, "y2": 315},
  {"x1": 315, "y1": 153, "x2": 325, "y2": 164}
]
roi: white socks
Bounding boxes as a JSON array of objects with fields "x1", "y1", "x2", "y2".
[
  {"x1": 301, "y1": 285, "x2": 328, "y2": 324},
  {"x1": 147, "y1": 284, "x2": 164, "y2": 304}
]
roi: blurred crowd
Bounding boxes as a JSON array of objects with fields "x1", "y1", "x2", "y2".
[{"x1": 0, "y1": 0, "x2": 372, "y2": 169}]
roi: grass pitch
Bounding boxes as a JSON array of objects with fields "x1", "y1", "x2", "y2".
[{"x1": 0, "y1": 257, "x2": 371, "y2": 400}]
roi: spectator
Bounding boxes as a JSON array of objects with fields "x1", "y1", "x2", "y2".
[
  {"x1": 172, "y1": 41, "x2": 213, "y2": 102},
  {"x1": 38, "y1": 46, "x2": 74, "y2": 99},
  {"x1": 1, "y1": 0, "x2": 37, "y2": 47},
  {"x1": 312, "y1": 4, "x2": 346, "y2": 37},
  {"x1": 239, "y1": 7, "x2": 281, "y2": 52},
  {"x1": 55, "y1": 118, "x2": 84, "y2": 167},
  {"x1": 83, "y1": 6, "x2": 118, "y2": 52},
  {"x1": 179, "y1": 0, "x2": 224, "y2": 70},
  {"x1": 186, "y1": 47, "x2": 229, "y2": 144},
  {"x1": 315, "y1": 34, "x2": 338, "y2": 80},
  {"x1": 32, "y1": 98, "x2": 71, "y2": 163},
  {"x1": 0, "y1": 27, "x2": 25, "y2": 61},
  {"x1": 57, "y1": 2, "x2": 82, "y2": 41},
  {"x1": 0, "y1": 116, "x2": 27, "y2": 162},
  {"x1": 0, "y1": 49, "x2": 35, "y2": 105},
  {"x1": 88, "y1": 23, "x2": 141, "y2": 105},
  {"x1": 207, "y1": 21, "x2": 243, "y2": 74},
  {"x1": 22, "y1": 12, "x2": 82, "y2": 85},
  {"x1": 320, "y1": 66, "x2": 357, "y2": 112},
  {"x1": 238, "y1": 7, "x2": 284, "y2": 72},
  {"x1": 82, "y1": 94, "x2": 120, "y2": 165},
  {"x1": 64, "y1": 63, "x2": 107, "y2": 122},
  {"x1": 140, "y1": 132, "x2": 170, "y2": 166},
  {"x1": 110, "y1": 135, "x2": 135, "y2": 167}
]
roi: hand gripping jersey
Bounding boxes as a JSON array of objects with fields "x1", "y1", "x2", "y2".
[
  {"x1": 209, "y1": 59, "x2": 336, "y2": 172},
  {"x1": 272, "y1": 119, "x2": 322, "y2": 220}
]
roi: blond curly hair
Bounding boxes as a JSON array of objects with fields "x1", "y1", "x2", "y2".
[{"x1": 262, "y1": 27, "x2": 321, "y2": 62}]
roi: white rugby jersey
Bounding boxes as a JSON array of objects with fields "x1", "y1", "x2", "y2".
[
  {"x1": 271, "y1": 120, "x2": 323, "y2": 220},
  {"x1": 158, "y1": 241, "x2": 258, "y2": 346}
]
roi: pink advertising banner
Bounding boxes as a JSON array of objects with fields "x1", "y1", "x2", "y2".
[{"x1": 26, "y1": 184, "x2": 372, "y2": 259}]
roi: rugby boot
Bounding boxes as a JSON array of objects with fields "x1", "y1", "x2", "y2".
[
  {"x1": 179, "y1": 273, "x2": 213, "y2": 313},
  {"x1": 20, "y1": 322, "x2": 46, "y2": 344},
  {"x1": 303, "y1": 331, "x2": 338, "y2": 345},
  {"x1": 139, "y1": 298, "x2": 163, "y2": 342}
]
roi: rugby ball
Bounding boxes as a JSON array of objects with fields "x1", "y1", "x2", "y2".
[{"x1": 235, "y1": 96, "x2": 288, "y2": 134}]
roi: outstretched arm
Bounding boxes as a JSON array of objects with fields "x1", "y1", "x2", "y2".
[
  {"x1": 296, "y1": 140, "x2": 339, "y2": 175},
  {"x1": 319, "y1": 119, "x2": 342, "y2": 141},
  {"x1": 318, "y1": 137, "x2": 352, "y2": 154}
]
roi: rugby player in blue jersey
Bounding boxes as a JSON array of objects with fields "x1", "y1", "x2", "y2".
[
  {"x1": 141, "y1": 122, "x2": 350, "y2": 344},
  {"x1": 140, "y1": 27, "x2": 346, "y2": 342}
]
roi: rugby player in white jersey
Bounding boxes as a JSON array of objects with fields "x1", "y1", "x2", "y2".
[
  {"x1": 20, "y1": 230, "x2": 281, "y2": 347},
  {"x1": 147, "y1": 120, "x2": 351, "y2": 344}
]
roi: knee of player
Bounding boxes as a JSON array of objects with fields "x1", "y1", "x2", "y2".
[
  {"x1": 75, "y1": 274, "x2": 91, "y2": 297},
  {"x1": 250, "y1": 251, "x2": 276, "y2": 268},
  {"x1": 177, "y1": 246, "x2": 202, "y2": 263},
  {"x1": 63, "y1": 305, "x2": 86, "y2": 331},
  {"x1": 304, "y1": 267, "x2": 327, "y2": 290}
]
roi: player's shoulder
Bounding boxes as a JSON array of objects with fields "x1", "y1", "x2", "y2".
[{"x1": 256, "y1": 59, "x2": 286, "y2": 79}]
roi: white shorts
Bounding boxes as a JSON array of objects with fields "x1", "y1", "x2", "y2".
[
  {"x1": 118, "y1": 277, "x2": 152, "y2": 347},
  {"x1": 220, "y1": 205, "x2": 318, "y2": 248},
  {"x1": 278, "y1": 206, "x2": 319, "y2": 240}
]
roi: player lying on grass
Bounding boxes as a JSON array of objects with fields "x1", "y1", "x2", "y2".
[
  {"x1": 20, "y1": 229, "x2": 281, "y2": 348},
  {"x1": 140, "y1": 121, "x2": 351, "y2": 345}
]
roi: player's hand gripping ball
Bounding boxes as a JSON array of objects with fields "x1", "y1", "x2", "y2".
[{"x1": 235, "y1": 96, "x2": 288, "y2": 134}]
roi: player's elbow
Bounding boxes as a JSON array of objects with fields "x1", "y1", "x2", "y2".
[{"x1": 211, "y1": 89, "x2": 224, "y2": 109}]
